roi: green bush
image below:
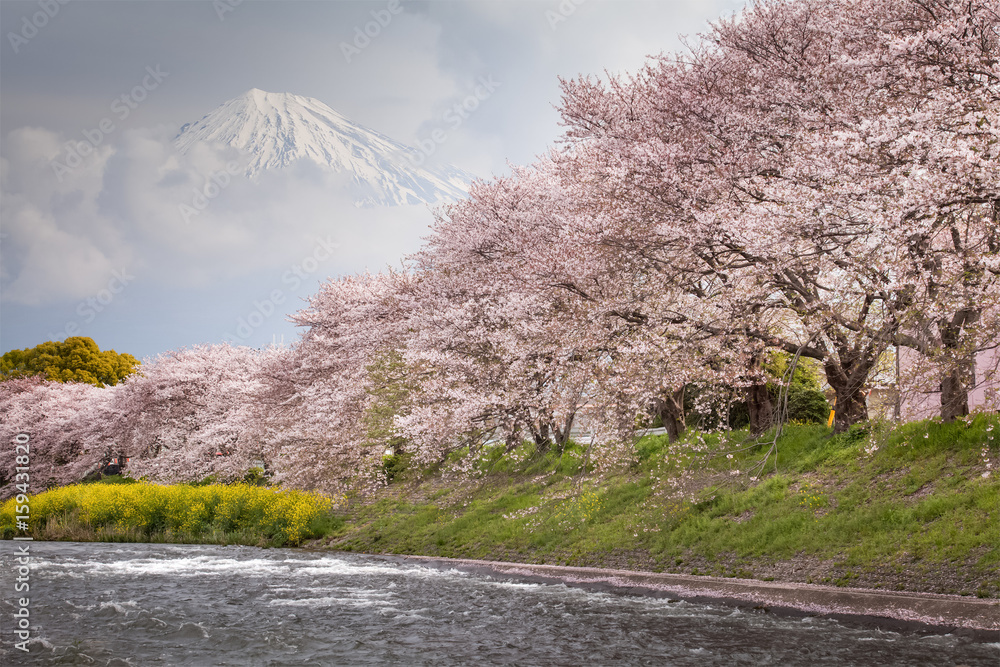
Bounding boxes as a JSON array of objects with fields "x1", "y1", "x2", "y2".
[
  {"x1": 784, "y1": 387, "x2": 830, "y2": 424},
  {"x1": 382, "y1": 451, "x2": 416, "y2": 483},
  {"x1": 242, "y1": 467, "x2": 269, "y2": 486}
]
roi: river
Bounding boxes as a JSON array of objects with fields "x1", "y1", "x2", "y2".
[{"x1": 1, "y1": 542, "x2": 996, "y2": 665}]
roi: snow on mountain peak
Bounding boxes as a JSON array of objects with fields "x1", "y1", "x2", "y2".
[{"x1": 175, "y1": 89, "x2": 473, "y2": 207}]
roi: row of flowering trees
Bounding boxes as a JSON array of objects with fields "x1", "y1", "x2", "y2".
[
  {"x1": 0, "y1": 346, "x2": 280, "y2": 495},
  {"x1": 551, "y1": 0, "x2": 1000, "y2": 430},
  {"x1": 3, "y1": 0, "x2": 998, "y2": 498}
]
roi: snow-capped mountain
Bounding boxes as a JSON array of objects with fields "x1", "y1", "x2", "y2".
[{"x1": 174, "y1": 89, "x2": 474, "y2": 207}]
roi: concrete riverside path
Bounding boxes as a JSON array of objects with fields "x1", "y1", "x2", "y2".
[{"x1": 401, "y1": 555, "x2": 1000, "y2": 639}]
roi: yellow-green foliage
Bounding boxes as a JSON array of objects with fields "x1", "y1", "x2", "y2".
[
  {"x1": 0, "y1": 483, "x2": 342, "y2": 545},
  {"x1": 502, "y1": 489, "x2": 605, "y2": 530},
  {"x1": 554, "y1": 490, "x2": 603, "y2": 527},
  {"x1": 0, "y1": 336, "x2": 139, "y2": 387}
]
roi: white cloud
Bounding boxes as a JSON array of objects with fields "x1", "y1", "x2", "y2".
[
  {"x1": 0, "y1": 0, "x2": 751, "y2": 334},
  {"x1": 0, "y1": 125, "x2": 439, "y2": 304},
  {"x1": 0, "y1": 127, "x2": 131, "y2": 305},
  {"x1": 333, "y1": 11, "x2": 464, "y2": 143}
]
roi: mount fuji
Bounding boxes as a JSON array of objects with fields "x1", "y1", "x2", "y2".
[{"x1": 174, "y1": 89, "x2": 474, "y2": 207}]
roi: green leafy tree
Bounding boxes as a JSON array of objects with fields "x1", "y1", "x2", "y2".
[
  {"x1": 709, "y1": 352, "x2": 830, "y2": 430},
  {"x1": 763, "y1": 352, "x2": 825, "y2": 393},
  {"x1": 363, "y1": 349, "x2": 418, "y2": 482},
  {"x1": 763, "y1": 352, "x2": 830, "y2": 425},
  {"x1": 0, "y1": 337, "x2": 139, "y2": 387}
]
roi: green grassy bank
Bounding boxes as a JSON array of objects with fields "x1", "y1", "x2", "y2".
[
  {"x1": 2, "y1": 415, "x2": 995, "y2": 596},
  {"x1": 321, "y1": 415, "x2": 999, "y2": 597},
  {"x1": 0, "y1": 480, "x2": 344, "y2": 547}
]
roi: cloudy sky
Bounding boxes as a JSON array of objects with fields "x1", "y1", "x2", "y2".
[{"x1": 1, "y1": 0, "x2": 744, "y2": 361}]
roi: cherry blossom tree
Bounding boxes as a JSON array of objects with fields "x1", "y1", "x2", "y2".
[
  {"x1": 555, "y1": 0, "x2": 999, "y2": 430},
  {"x1": 111, "y1": 344, "x2": 281, "y2": 484},
  {"x1": 403, "y1": 169, "x2": 596, "y2": 452},
  {"x1": 408, "y1": 157, "x2": 749, "y2": 447},
  {"x1": 0, "y1": 377, "x2": 116, "y2": 497},
  {"x1": 273, "y1": 271, "x2": 419, "y2": 493}
]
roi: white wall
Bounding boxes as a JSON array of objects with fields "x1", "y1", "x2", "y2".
[{"x1": 900, "y1": 345, "x2": 1000, "y2": 421}]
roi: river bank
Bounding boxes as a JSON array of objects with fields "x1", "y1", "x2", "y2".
[
  {"x1": 314, "y1": 418, "x2": 1000, "y2": 604},
  {"x1": 398, "y1": 554, "x2": 1000, "y2": 639}
]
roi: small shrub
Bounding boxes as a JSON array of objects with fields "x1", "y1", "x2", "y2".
[
  {"x1": 242, "y1": 467, "x2": 269, "y2": 486},
  {"x1": 382, "y1": 452, "x2": 412, "y2": 483},
  {"x1": 784, "y1": 388, "x2": 830, "y2": 424}
]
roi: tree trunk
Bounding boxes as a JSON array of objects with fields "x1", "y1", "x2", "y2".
[
  {"x1": 938, "y1": 308, "x2": 979, "y2": 422},
  {"x1": 747, "y1": 383, "x2": 773, "y2": 433},
  {"x1": 824, "y1": 357, "x2": 873, "y2": 434},
  {"x1": 505, "y1": 429, "x2": 521, "y2": 450},
  {"x1": 832, "y1": 388, "x2": 868, "y2": 433},
  {"x1": 653, "y1": 386, "x2": 686, "y2": 443},
  {"x1": 746, "y1": 352, "x2": 773, "y2": 433},
  {"x1": 552, "y1": 411, "x2": 575, "y2": 452},
  {"x1": 940, "y1": 365, "x2": 971, "y2": 422},
  {"x1": 532, "y1": 420, "x2": 551, "y2": 452}
]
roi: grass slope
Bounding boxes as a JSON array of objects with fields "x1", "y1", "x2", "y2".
[{"x1": 321, "y1": 415, "x2": 999, "y2": 597}]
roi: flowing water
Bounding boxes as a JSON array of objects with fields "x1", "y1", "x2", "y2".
[{"x1": 1, "y1": 542, "x2": 996, "y2": 666}]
